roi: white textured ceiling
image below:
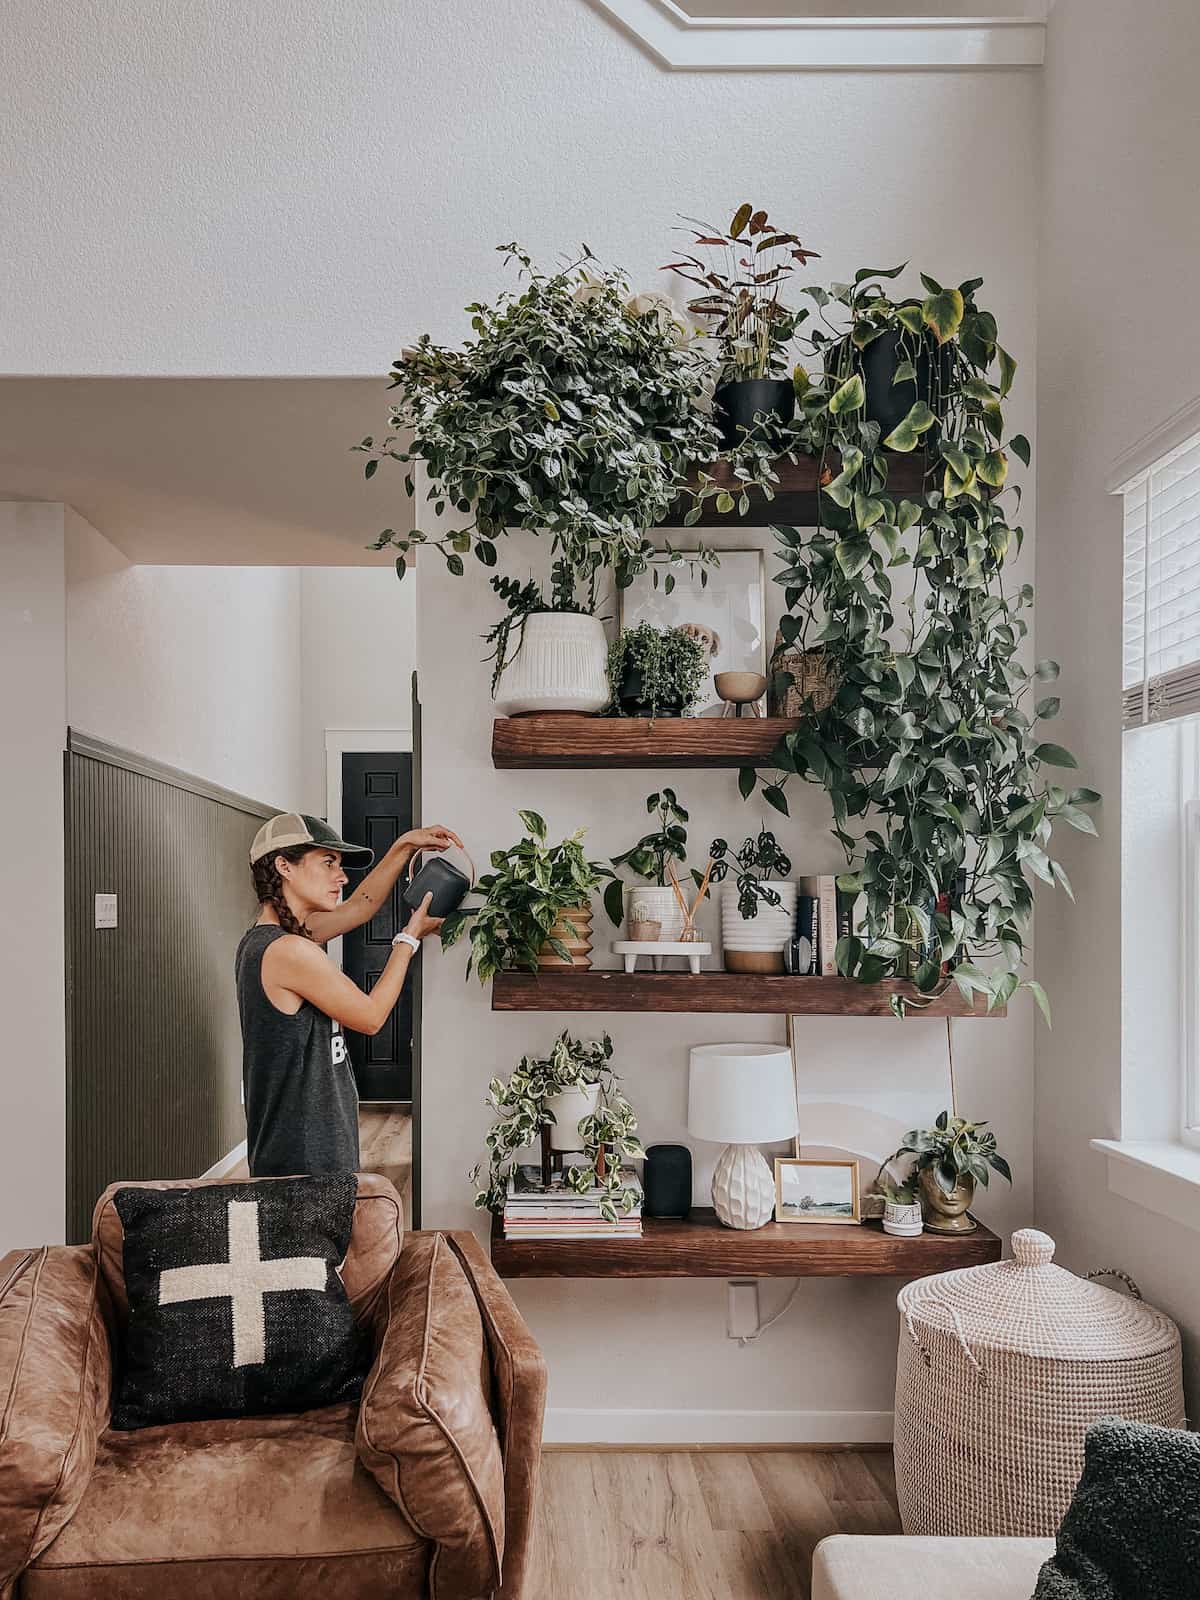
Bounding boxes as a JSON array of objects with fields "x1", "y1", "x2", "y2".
[{"x1": 0, "y1": 378, "x2": 415, "y2": 564}]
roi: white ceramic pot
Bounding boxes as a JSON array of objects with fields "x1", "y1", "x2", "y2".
[
  {"x1": 544, "y1": 1082, "x2": 601, "y2": 1152},
  {"x1": 626, "y1": 885, "x2": 686, "y2": 943},
  {"x1": 720, "y1": 881, "x2": 797, "y2": 952},
  {"x1": 494, "y1": 612, "x2": 610, "y2": 716},
  {"x1": 883, "y1": 1200, "x2": 924, "y2": 1238}
]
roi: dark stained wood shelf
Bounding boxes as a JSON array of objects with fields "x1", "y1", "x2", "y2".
[
  {"x1": 491, "y1": 1210, "x2": 1001, "y2": 1279},
  {"x1": 659, "y1": 450, "x2": 927, "y2": 528},
  {"x1": 490, "y1": 971, "x2": 1000, "y2": 1018},
  {"x1": 492, "y1": 715, "x2": 800, "y2": 770}
]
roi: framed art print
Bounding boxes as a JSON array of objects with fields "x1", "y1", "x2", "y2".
[{"x1": 774, "y1": 1157, "x2": 861, "y2": 1224}]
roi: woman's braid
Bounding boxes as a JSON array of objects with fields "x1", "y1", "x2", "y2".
[{"x1": 250, "y1": 846, "x2": 314, "y2": 939}]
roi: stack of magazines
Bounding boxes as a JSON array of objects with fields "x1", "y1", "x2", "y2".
[{"x1": 502, "y1": 1163, "x2": 643, "y2": 1240}]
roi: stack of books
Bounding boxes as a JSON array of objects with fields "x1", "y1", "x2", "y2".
[{"x1": 502, "y1": 1163, "x2": 643, "y2": 1240}]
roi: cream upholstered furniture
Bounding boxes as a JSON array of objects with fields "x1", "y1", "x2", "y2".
[
  {"x1": 0, "y1": 1172, "x2": 547, "y2": 1600},
  {"x1": 812, "y1": 1535, "x2": 1055, "y2": 1600}
]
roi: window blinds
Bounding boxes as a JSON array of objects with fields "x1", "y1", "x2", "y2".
[{"x1": 1122, "y1": 428, "x2": 1200, "y2": 729}]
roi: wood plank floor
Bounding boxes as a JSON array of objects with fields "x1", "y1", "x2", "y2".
[
  {"x1": 530, "y1": 1448, "x2": 899, "y2": 1599},
  {"x1": 227, "y1": 1107, "x2": 412, "y2": 1221}
]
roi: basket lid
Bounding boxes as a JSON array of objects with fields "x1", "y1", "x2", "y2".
[{"x1": 897, "y1": 1229, "x2": 1179, "y2": 1361}]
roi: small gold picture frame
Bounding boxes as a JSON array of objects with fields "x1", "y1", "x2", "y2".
[{"x1": 774, "y1": 1157, "x2": 861, "y2": 1225}]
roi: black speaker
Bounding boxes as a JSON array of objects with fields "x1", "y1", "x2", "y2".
[{"x1": 643, "y1": 1144, "x2": 692, "y2": 1220}]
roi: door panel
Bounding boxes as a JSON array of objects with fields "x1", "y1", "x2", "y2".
[{"x1": 340, "y1": 751, "x2": 413, "y2": 1102}]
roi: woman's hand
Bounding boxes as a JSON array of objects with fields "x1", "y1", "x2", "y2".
[
  {"x1": 404, "y1": 892, "x2": 444, "y2": 942},
  {"x1": 398, "y1": 825, "x2": 463, "y2": 854}
]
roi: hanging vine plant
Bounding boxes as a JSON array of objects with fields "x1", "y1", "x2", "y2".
[{"x1": 740, "y1": 267, "x2": 1099, "y2": 1019}]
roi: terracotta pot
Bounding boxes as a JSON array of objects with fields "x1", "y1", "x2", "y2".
[
  {"x1": 537, "y1": 904, "x2": 594, "y2": 969},
  {"x1": 918, "y1": 1168, "x2": 977, "y2": 1234}
]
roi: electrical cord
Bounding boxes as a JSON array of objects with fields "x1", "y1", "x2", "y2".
[{"x1": 737, "y1": 1278, "x2": 802, "y2": 1345}]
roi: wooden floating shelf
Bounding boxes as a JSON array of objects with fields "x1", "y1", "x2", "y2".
[
  {"x1": 491, "y1": 1210, "x2": 1001, "y2": 1279},
  {"x1": 492, "y1": 715, "x2": 800, "y2": 770},
  {"x1": 490, "y1": 971, "x2": 1000, "y2": 1018},
  {"x1": 659, "y1": 450, "x2": 927, "y2": 529}
]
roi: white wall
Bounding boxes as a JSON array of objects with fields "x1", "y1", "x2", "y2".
[
  {"x1": 1036, "y1": 0, "x2": 1200, "y2": 1402},
  {"x1": 298, "y1": 568, "x2": 416, "y2": 815},
  {"x1": 421, "y1": 536, "x2": 1036, "y2": 1445},
  {"x1": 66, "y1": 513, "x2": 304, "y2": 805},
  {"x1": 0, "y1": 505, "x2": 67, "y2": 1249}
]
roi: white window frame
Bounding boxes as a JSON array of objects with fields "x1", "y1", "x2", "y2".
[{"x1": 1183, "y1": 785, "x2": 1200, "y2": 1150}]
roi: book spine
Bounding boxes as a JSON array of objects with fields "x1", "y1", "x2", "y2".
[
  {"x1": 817, "y1": 875, "x2": 839, "y2": 976},
  {"x1": 795, "y1": 894, "x2": 818, "y2": 975}
]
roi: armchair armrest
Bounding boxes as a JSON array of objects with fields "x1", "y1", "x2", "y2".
[
  {"x1": 444, "y1": 1230, "x2": 548, "y2": 1600},
  {"x1": 356, "y1": 1231, "x2": 507, "y2": 1600},
  {"x1": 0, "y1": 1247, "x2": 112, "y2": 1593}
]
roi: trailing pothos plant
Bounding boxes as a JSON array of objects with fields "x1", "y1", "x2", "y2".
[
  {"x1": 739, "y1": 266, "x2": 1099, "y2": 1019},
  {"x1": 359, "y1": 243, "x2": 723, "y2": 589},
  {"x1": 440, "y1": 810, "x2": 614, "y2": 983},
  {"x1": 472, "y1": 1032, "x2": 646, "y2": 1221}
]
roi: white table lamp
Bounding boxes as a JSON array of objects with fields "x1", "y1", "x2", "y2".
[{"x1": 687, "y1": 1043, "x2": 799, "y2": 1229}]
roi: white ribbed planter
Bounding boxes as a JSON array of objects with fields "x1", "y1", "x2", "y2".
[
  {"x1": 626, "y1": 885, "x2": 686, "y2": 942},
  {"x1": 544, "y1": 1083, "x2": 601, "y2": 1152},
  {"x1": 494, "y1": 612, "x2": 609, "y2": 716},
  {"x1": 721, "y1": 882, "x2": 797, "y2": 951}
]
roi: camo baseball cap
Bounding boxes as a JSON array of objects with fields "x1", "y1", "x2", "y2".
[{"x1": 249, "y1": 812, "x2": 375, "y2": 868}]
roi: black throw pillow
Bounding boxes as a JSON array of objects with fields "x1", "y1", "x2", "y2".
[
  {"x1": 1033, "y1": 1416, "x2": 1200, "y2": 1599},
  {"x1": 111, "y1": 1175, "x2": 370, "y2": 1430}
]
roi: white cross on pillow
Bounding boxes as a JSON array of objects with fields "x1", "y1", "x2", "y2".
[{"x1": 158, "y1": 1198, "x2": 329, "y2": 1367}]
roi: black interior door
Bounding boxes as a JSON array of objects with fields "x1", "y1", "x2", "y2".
[{"x1": 340, "y1": 751, "x2": 413, "y2": 1103}]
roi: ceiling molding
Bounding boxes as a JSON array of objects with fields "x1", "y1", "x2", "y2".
[{"x1": 588, "y1": 0, "x2": 1046, "y2": 68}]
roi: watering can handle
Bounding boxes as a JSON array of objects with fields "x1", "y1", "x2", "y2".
[{"x1": 409, "y1": 842, "x2": 475, "y2": 887}]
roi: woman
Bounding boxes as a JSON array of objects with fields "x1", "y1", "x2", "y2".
[{"x1": 236, "y1": 811, "x2": 461, "y2": 1178}]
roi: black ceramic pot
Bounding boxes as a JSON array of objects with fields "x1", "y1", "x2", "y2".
[
  {"x1": 617, "y1": 667, "x2": 686, "y2": 719},
  {"x1": 860, "y1": 329, "x2": 953, "y2": 440},
  {"x1": 713, "y1": 378, "x2": 795, "y2": 451}
]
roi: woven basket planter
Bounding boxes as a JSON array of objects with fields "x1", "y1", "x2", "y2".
[
  {"x1": 894, "y1": 1228, "x2": 1185, "y2": 1537},
  {"x1": 768, "y1": 636, "x2": 838, "y2": 718}
]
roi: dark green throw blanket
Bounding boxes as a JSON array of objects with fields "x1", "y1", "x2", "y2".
[{"x1": 1034, "y1": 1417, "x2": 1200, "y2": 1599}]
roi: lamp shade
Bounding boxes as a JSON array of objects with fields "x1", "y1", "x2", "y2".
[{"x1": 687, "y1": 1043, "x2": 799, "y2": 1145}]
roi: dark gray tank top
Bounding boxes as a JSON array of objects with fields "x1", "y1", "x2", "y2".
[{"x1": 235, "y1": 925, "x2": 360, "y2": 1178}]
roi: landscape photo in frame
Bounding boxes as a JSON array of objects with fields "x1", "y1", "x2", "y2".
[{"x1": 775, "y1": 1157, "x2": 861, "y2": 1225}]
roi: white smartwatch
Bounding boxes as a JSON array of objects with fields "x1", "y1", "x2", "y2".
[{"x1": 392, "y1": 931, "x2": 421, "y2": 954}]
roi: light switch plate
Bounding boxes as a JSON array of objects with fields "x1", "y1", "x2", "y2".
[{"x1": 94, "y1": 892, "x2": 118, "y2": 929}]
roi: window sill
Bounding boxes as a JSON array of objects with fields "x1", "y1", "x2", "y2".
[{"x1": 1091, "y1": 1139, "x2": 1200, "y2": 1234}]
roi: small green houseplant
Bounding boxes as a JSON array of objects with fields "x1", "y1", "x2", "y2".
[
  {"x1": 441, "y1": 810, "x2": 614, "y2": 982},
  {"x1": 482, "y1": 557, "x2": 595, "y2": 697},
  {"x1": 604, "y1": 788, "x2": 691, "y2": 931},
  {"x1": 706, "y1": 827, "x2": 792, "y2": 919},
  {"x1": 361, "y1": 243, "x2": 722, "y2": 589},
  {"x1": 607, "y1": 622, "x2": 709, "y2": 719},
  {"x1": 884, "y1": 1111, "x2": 1012, "y2": 1235},
  {"x1": 472, "y1": 1031, "x2": 646, "y2": 1221},
  {"x1": 664, "y1": 202, "x2": 818, "y2": 446}
]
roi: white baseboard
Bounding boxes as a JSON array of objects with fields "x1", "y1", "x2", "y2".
[
  {"x1": 543, "y1": 1408, "x2": 893, "y2": 1447},
  {"x1": 202, "y1": 1140, "x2": 247, "y2": 1180}
]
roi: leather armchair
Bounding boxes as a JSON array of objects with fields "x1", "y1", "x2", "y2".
[{"x1": 0, "y1": 1174, "x2": 546, "y2": 1600}]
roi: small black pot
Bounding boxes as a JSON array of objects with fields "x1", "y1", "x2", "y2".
[
  {"x1": 713, "y1": 378, "x2": 795, "y2": 451},
  {"x1": 860, "y1": 329, "x2": 952, "y2": 441},
  {"x1": 617, "y1": 667, "x2": 686, "y2": 719}
]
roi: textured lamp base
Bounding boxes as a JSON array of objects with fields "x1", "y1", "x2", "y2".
[{"x1": 712, "y1": 1143, "x2": 775, "y2": 1230}]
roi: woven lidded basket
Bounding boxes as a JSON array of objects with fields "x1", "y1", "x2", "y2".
[{"x1": 894, "y1": 1228, "x2": 1184, "y2": 1537}]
